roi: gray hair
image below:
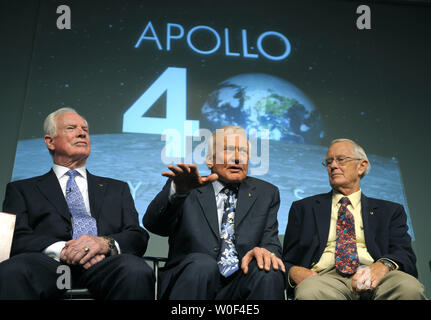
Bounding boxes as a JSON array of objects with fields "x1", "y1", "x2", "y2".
[
  {"x1": 43, "y1": 107, "x2": 87, "y2": 137},
  {"x1": 330, "y1": 138, "x2": 371, "y2": 177}
]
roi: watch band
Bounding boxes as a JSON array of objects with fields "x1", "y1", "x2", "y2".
[
  {"x1": 379, "y1": 258, "x2": 395, "y2": 271},
  {"x1": 103, "y1": 236, "x2": 117, "y2": 257}
]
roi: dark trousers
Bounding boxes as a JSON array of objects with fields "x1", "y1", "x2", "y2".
[
  {"x1": 0, "y1": 252, "x2": 154, "y2": 300},
  {"x1": 159, "y1": 252, "x2": 285, "y2": 300}
]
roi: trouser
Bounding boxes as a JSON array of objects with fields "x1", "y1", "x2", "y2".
[
  {"x1": 159, "y1": 252, "x2": 285, "y2": 300},
  {"x1": 0, "y1": 252, "x2": 155, "y2": 300},
  {"x1": 294, "y1": 266, "x2": 427, "y2": 300}
]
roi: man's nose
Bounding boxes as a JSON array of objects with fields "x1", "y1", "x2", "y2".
[
  {"x1": 329, "y1": 159, "x2": 339, "y2": 170},
  {"x1": 77, "y1": 127, "x2": 87, "y2": 137},
  {"x1": 235, "y1": 148, "x2": 239, "y2": 161},
  {"x1": 226, "y1": 149, "x2": 239, "y2": 164}
]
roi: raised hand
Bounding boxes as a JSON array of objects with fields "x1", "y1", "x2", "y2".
[{"x1": 162, "y1": 163, "x2": 218, "y2": 194}]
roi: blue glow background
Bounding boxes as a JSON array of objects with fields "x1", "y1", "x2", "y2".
[
  {"x1": 10, "y1": 0, "x2": 419, "y2": 240},
  {"x1": 12, "y1": 133, "x2": 414, "y2": 239}
]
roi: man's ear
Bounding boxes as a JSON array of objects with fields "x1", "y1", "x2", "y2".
[
  {"x1": 44, "y1": 135, "x2": 55, "y2": 152},
  {"x1": 358, "y1": 159, "x2": 368, "y2": 177},
  {"x1": 206, "y1": 153, "x2": 214, "y2": 170}
]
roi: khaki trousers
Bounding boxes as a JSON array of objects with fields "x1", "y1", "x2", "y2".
[{"x1": 295, "y1": 266, "x2": 427, "y2": 300}]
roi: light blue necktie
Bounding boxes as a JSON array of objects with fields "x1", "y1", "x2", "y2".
[
  {"x1": 65, "y1": 170, "x2": 98, "y2": 239},
  {"x1": 217, "y1": 187, "x2": 239, "y2": 277}
]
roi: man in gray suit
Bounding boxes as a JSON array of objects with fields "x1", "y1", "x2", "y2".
[{"x1": 144, "y1": 125, "x2": 285, "y2": 299}]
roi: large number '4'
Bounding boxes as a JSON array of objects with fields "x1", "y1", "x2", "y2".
[{"x1": 123, "y1": 67, "x2": 200, "y2": 159}]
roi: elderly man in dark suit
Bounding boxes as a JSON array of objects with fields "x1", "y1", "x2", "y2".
[
  {"x1": 143, "y1": 125, "x2": 285, "y2": 300},
  {"x1": 283, "y1": 138, "x2": 426, "y2": 300},
  {"x1": 0, "y1": 107, "x2": 154, "y2": 299}
]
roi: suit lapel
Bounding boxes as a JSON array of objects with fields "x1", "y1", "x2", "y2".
[
  {"x1": 313, "y1": 191, "x2": 333, "y2": 256},
  {"x1": 196, "y1": 178, "x2": 258, "y2": 239},
  {"x1": 197, "y1": 183, "x2": 220, "y2": 240},
  {"x1": 87, "y1": 171, "x2": 107, "y2": 221},
  {"x1": 235, "y1": 178, "x2": 257, "y2": 228},
  {"x1": 360, "y1": 193, "x2": 377, "y2": 256},
  {"x1": 36, "y1": 169, "x2": 70, "y2": 223}
]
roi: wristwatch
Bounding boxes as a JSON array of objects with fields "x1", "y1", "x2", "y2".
[
  {"x1": 379, "y1": 258, "x2": 395, "y2": 271},
  {"x1": 103, "y1": 236, "x2": 117, "y2": 257}
]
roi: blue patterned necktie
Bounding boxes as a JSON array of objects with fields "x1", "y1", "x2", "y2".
[
  {"x1": 217, "y1": 187, "x2": 239, "y2": 277},
  {"x1": 335, "y1": 196, "x2": 360, "y2": 275},
  {"x1": 65, "y1": 170, "x2": 98, "y2": 239}
]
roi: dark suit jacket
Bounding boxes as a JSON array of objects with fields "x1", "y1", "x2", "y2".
[
  {"x1": 282, "y1": 191, "x2": 418, "y2": 287},
  {"x1": 143, "y1": 176, "x2": 282, "y2": 269},
  {"x1": 3, "y1": 169, "x2": 149, "y2": 257}
]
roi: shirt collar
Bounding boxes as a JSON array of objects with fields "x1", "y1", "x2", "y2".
[
  {"x1": 332, "y1": 189, "x2": 362, "y2": 209},
  {"x1": 53, "y1": 164, "x2": 87, "y2": 180},
  {"x1": 212, "y1": 179, "x2": 241, "y2": 197},
  {"x1": 212, "y1": 180, "x2": 225, "y2": 196}
]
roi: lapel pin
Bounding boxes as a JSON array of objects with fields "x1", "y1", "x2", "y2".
[{"x1": 370, "y1": 211, "x2": 374, "y2": 215}]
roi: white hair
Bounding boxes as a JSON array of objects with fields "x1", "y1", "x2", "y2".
[
  {"x1": 43, "y1": 107, "x2": 87, "y2": 137},
  {"x1": 330, "y1": 138, "x2": 371, "y2": 177},
  {"x1": 43, "y1": 107, "x2": 88, "y2": 156}
]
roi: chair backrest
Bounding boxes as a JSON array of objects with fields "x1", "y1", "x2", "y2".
[{"x1": 0, "y1": 212, "x2": 16, "y2": 263}]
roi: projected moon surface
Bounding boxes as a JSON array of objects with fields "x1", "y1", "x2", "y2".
[{"x1": 12, "y1": 133, "x2": 414, "y2": 239}]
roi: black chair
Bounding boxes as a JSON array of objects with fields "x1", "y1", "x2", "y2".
[
  {"x1": 63, "y1": 255, "x2": 168, "y2": 300},
  {"x1": 63, "y1": 288, "x2": 93, "y2": 300},
  {"x1": 142, "y1": 256, "x2": 167, "y2": 300}
]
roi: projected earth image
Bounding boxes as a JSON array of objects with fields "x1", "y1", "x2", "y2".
[
  {"x1": 201, "y1": 73, "x2": 324, "y2": 144},
  {"x1": 11, "y1": 74, "x2": 414, "y2": 243}
]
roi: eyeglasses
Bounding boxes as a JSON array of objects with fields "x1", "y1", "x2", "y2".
[{"x1": 321, "y1": 156, "x2": 361, "y2": 168}]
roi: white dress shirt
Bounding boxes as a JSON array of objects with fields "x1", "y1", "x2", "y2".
[
  {"x1": 311, "y1": 189, "x2": 374, "y2": 272},
  {"x1": 43, "y1": 165, "x2": 120, "y2": 261},
  {"x1": 53, "y1": 164, "x2": 91, "y2": 214}
]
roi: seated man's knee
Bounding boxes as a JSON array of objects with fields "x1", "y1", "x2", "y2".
[
  {"x1": 399, "y1": 279, "x2": 426, "y2": 299},
  {"x1": 0, "y1": 253, "x2": 60, "y2": 299},
  {"x1": 381, "y1": 272, "x2": 427, "y2": 300},
  {"x1": 117, "y1": 254, "x2": 154, "y2": 277},
  {"x1": 253, "y1": 264, "x2": 284, "y2": 285},
  {"x1": 163, "y1": 253, "x2": 220, "y2": 299},
  {"x1": 0, "y1": 253, "x2": 44, "y2": 280},
  {"x1": 0, "y1": 259, "x2": 25, "y2": 286},
  {"x1": 294, "y1": 276, "x2": 326, "y2": 300},
  {"x1": 242, "y1": 260, "x2": 285, "y2": 299}
]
